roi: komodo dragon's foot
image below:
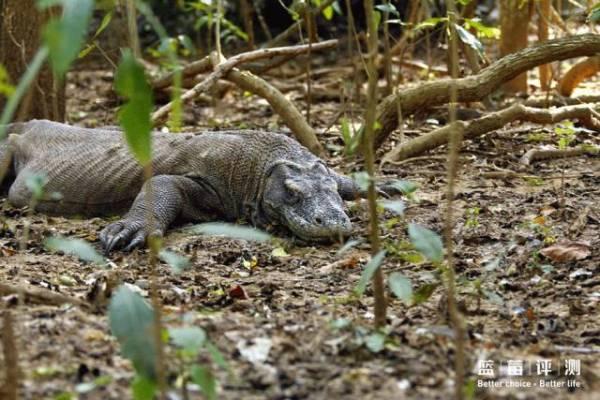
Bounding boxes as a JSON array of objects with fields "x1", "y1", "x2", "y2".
[{"x1": 99, "y1": 219, "x2": 163, "y2": 254}]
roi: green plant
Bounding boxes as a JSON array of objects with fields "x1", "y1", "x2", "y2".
[
  {"x1": 464, "y1": 207, "x2": 480, "y2": 228},
  {"x1": 554, "y1": 120, "x2": 576, "y2": 150},
  {"x1": 186, "y1": 0, "x2": 248, "y2": 44}
]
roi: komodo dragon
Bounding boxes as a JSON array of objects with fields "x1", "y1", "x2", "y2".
[{"x1": 0, "y1": 120, "x2": 388, "y2": 253}]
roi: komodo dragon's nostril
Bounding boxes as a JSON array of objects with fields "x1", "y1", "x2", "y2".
[{"x1": 315, "y1": 217, "x2": 323, "y2": 225}]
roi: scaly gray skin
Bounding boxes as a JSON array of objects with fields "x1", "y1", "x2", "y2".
[{"x1": 0, "y1": 120, "x2": 374, "y2": 253}]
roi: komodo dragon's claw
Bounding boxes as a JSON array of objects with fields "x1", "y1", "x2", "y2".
[{"x1": 100, "y1": 220, "x2": 154, "y2": 254}]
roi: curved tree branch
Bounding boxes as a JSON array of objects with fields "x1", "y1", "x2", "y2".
[
  {"x1": 151, "y1": 39, "x2": 338, "y2": 124},
  {"x1": 372, "y1": 33, "x2": 600, "y2": 149},
  {"x1": 224, "y1": 68, "x2": 325, "y2": 156}
]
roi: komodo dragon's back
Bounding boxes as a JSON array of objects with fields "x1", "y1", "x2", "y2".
[
  {"x1": 3, "y1": 120, "x2": 306, "y2": 216},
  {"x1": 0, "y1": 120, "x2": 385, "y2": 252}
]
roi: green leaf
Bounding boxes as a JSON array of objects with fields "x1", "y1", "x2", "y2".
[
  {"x1": 412, "y1": 282, "x2": 438, "y2": 305},
  {"x1": 464, "y1": 377, "x2": 477, "y2": 400},
  {"x1": 389, "y1": 272, "x2": 412, "y2": 305},
  {"x1": 271, "y1": 247, "x2": 289, "y2": 257},
  {"x1": 78, "y1": 11, "x2": 114, "y2": 58},
  {"x1": 354, "y1": 250, "x2": 386, "y2": 296},
  {"x1": 169, "y1": 326, "x2": 206, "y2": 354},
  {"x1": 131, "y1": 374, "x2": 156, "y2": 400},
  {"x1": 365, "y1": 332, "x2": 386, "y2": 353},
  {"x1": 109, "y1": 285, "x2": 156, "y2": 379},
  {"x1": 387, "y1": 179, "x2": 418, "y2": 195},
  {"x1": 455, "y1": 24, "x2": 484, "y2": 56},
  {"x1": 190, "y1": 365, "x2": 216, "y2": 400},
  {"x1": 381, "y1": 199, "x2": 405, "y2": 215},
  {"x1": 408, "y1": 224, "x2": 443, "y2": 263},
  {"x1": 178, "y1": 34, "x2": 196, "y2": 56},
  {"x1": 206, "y1": 341, "x2": 229, "y2": 371},
  {"x1": 340, "y1": 117, "x2": 351, "y2": 144},
  {"x1": 25, "y1": 172, "x2": 48, "y2": 200},
  {"x1": 321, "y1": 5, "x2": 334, "y2": 20},
  {"x1": 53, "y1": 392, "x2": 74, "y2": 400},
  {"x1": 588, "y1": 4, "x2": 600, "y2": 22},
  {"x1": 375, "y1": 3, "x2": 399, "y2": 16},
  {"x1": 115, "y1": 49, "x2": 153, "y2": 165},
  {"x1": 464, "y1": 18, "x2": 500, "y2": 39},
  {"x1": 330, "y1": 318, "x2": 351, "y2": 330},
  {"x1": 414, "y1": 17, "x2": 446, "y2": 31},
  {"x1": 340, "y1": 117, "x2": 360, "y2": 155},
  {"x1": 0, "y1": 64, "x2": 15, "y2": 97},
  {"x1": 336, "y1": 238, "x2": 363, "y2": 256},
  {"x1": 352, "y1": 171, "x2": 371, "y2": 193},
  {"x1": 45, "y1": 236, "x2": 106, "y2": 265},
  {"x1": 158, "y1": 249, "x2": 190, "y2": 274},
  {"x1": 373, "y1": 10, "x2": 381, "y2": 29},
  {"x1": 187, "y1": 222, "x2": 272, "y2": 242},
  {"x1": 40, "y1": 0, "x2": 94, "y2": 76},
  {"x1": 95, "y1": 10, "x2": 114, "y2": 37},
  {"x1": 332, "y1": 1, "x2": 343, "y2": 16}
]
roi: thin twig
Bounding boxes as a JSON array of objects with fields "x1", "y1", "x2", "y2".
[
  {"x1": 0, "y1": 283, "x2": 89, "y2": 309},
  {"x1": 443, "y1": 6, "x2": 466, "y2": 399},
  {"x1": 151, "y1": 40, "x2": 338, "y2": 124},
  {"x1": 1, "y1": 310, "x2": 20, "y2": 400},
  {"x1": 362, "y1": 0, "x2": 387, "y2": 328}
]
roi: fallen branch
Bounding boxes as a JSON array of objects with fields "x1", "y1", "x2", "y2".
[
  {"x1": 151, "y1": 39, "x2": 338, "y2": 124},
  {"x1": 373, "y1": 34, "x2": 600, "y2": 148},
  {"x1": 523, "y1": 94, "x2": 600, "y2": 108},
  {"x1": 382, "y1": 103, "x2": 600, "y2": 162},
  {"x1": 224, "y1": 68, "x2": 325, "y2": 156},
  {"x1": 520, "y1": 145, "x2": 600, "y2": 165},
  {"x1": 0, "y1": 283, "x2": 89, "y2": 309}
]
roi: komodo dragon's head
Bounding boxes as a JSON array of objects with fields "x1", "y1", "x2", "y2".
[{"x1": 261, "y1": 160, "x2": 352, "y2": 241}]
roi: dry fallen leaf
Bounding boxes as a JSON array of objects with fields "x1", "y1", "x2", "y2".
[
  {"x1": 540, "y1": 241, "x2": 591, "y2": 262},
  {"x1": 229, "y1": 284, "x2": 249, "y2": 300}
]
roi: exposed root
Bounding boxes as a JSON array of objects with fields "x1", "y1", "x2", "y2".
[
  {"x1": 224, "y1": 68, "x2": 325, "y2": 156},
  {"x1": 520, "y1": 145, "x2": 600, "y2": 165},
  {"x1": 558, "y1": 56, "x2": 600, "y2": 97},
  {"x1": 382, "y1": 103, "x2": 600, "y2": 163}
]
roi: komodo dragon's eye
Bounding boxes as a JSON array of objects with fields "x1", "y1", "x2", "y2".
[{"x1": 284, "y1": 180, "x2": 302, "y2": 204}]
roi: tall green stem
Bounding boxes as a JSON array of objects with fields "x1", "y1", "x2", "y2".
[{"x1": 0, "y1": 47, "x2": 49, "y2": 139}]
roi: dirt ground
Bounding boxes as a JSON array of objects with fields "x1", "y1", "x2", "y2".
[{"x1": 0, "y1": 60, "x2": 598, "y2": 400}]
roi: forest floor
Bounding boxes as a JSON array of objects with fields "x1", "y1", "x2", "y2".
[{"x1": 0, "y1": 59, "x2": 598, "y2": 400}]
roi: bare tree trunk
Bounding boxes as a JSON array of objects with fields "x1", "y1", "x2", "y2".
[
  {"x1": 500, "y1": 0, "x2": 532, "y2": 93},
  {"x1": 538, "y1": 0, "x2": 551, "y2": 90},
  {"x1": 0, "y1": 0, "x2": 65, "y2": 121}
]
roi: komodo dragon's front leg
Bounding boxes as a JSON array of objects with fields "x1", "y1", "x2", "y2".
[
  {"x1": 332, "y1": 171, "x2": 402, "y2": 200},
  {"x1": 100, "y1": 175, "x2": 222, "y2": 253}
]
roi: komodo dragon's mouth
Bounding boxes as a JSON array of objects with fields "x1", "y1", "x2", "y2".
[{"x1": 282, "y1": 211, "x2": 353, "y2": 242}]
